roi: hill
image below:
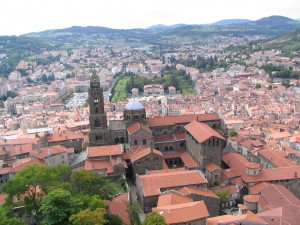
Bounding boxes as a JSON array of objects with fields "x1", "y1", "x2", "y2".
[
  {"x1": 264, "y1": 27, "x2": 300, "y2": 51},
  {"x1": 213, "y1": 19, "x2": 252, "y2": 25},
  {"x1": 22, "y1": 15, "x2": 300, "y2": 46}
]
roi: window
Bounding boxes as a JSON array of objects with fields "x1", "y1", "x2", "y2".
[
  {"x1": 95, "y1": 108, "x2": 99, "y2": 113},
  {"x1": 165, "y1": 146, "x2": 169, "y2": 151},
  {"x1": 95, "y1": 135, "x2": 102, "y2": 141},
  {"x1": 156, "y1": 147, "x2": 160, "y2": 150},
  {"x1": 215, "y1": 175, "x2": 218, "y2": 179},
  {"x1": 170, "y1": 146, "x2": 173, "y2": 150},
  {"x1": 179, "y1": 142, "x2": 184, "y2": 147},
  {"x1": 134, "y1": 140, "x2": 138, "y2": 145},
  {"x1": 145, "y1": 158, "x2": 150, "y2": 161},
  {"x1": 95, "y1": 119, "x2": 101, "y2": 127},
  {"x1": 143, "y1": 139, "x2": 146, "y2": 145},
  {"x1": 115, "y1": 137, "x2": 120, "y2": 144}
]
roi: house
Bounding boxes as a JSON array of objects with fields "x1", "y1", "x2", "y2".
[
  {"x1": 127, "y1": 122, "x2": 152, "y2": 147},
  {"x1": 136, "y1": 169, "x2": 208, "y2": 212},
  {"x1": 33, "y1": 145, "x2": 75, "y2": 166},
  {"x1": 185, "y1": 121, "x2": 226, "y2": 170},
  {"x1": 84, "y1": 144, "x2": 126, "y2": 177},
  {"x1": 152, "y1": 192, "x2": 209, "y2": 225},
  {"x1": 143, "y1": 84, "x2": 164, "y2": 96},
  {"x1": 207, "y1": 211, "x2": 267, "y2": 225},
  {"x1": 47, "y1": 132, "x2": 83, "y2": 153}
]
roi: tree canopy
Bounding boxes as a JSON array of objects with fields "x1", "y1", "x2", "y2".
[{"x1": 142, "y1": 212, "x2": 167, "y2": 225}]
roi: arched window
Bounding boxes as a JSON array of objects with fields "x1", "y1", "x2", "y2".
[
  {"x1": 134, "y1": 140, "x2": 138, "y2": 145},
  {"x1": 143, "y1": 139, "x2": 146, "y2": 145},
  {"x1": 95, "y1": 119, "x2": 101, "y2": 127},
  {"x1": 115, "y1": 137, "x2": 120, "y2": 144},
  {"x1": 95, "y1": 135, "x2": 102, "y2": 142},
  {"x1": 120, "y1": 137, "x2": 125, "y2": 143}
]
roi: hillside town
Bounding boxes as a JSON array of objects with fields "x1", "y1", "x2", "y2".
[{"x1": 0, "y1": 32, "x2": 300, "y2": 225}]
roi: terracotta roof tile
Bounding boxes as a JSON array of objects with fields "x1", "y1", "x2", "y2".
[
  {"x1": 157, "y1": 192, "x2": 193, "y2": 207},
  {"x1": 185, "y1": 121, "x2": 225, "y2": 143},
  {"x1": 147, "y1": 113, "x2": 219, "y2": 127},
  {"x1": 48, "y1": 132, "x2": 83, "y2": 142},
  {"x1": 138, "y1": 169, "x2": 207, "y2": 197},
  {"x1": 177, "y1": 186, "x2": 219, "y2": 198},
  {"x1": 84, "y1": 159, "x2": 113, "y2": 174},
  {"x1": 127, "y1": 122, "x2": 151, "y2": 135},
  {"x1": 88, "y1": 145, "x2": 122, "y2": 158},
  {"x1": 207, "y1": 211, "x2": 267, "y2": 225},
  {"x1": 206, "y1": 163, "x2": 221, "y2": 172},
  {"x1": 153, "y1": 201, "x2": 209, "y2": 224}
]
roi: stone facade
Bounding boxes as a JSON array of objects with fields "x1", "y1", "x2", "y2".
[{"x1": 88, "y1": 73, "x2": 110, "y2": 146}]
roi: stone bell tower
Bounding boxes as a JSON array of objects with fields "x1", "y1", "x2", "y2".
[{"x1": 88, "y1": 71, "x2": 110, "y2": 146}]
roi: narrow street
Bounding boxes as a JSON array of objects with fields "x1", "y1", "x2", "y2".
[{"x1": 127, "y1": 179, "x2": 146, "y2": 222}]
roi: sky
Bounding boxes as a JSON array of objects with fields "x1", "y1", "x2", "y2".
[{"x1": 0, "y1": 0, "x2": 299, "y2": 36}]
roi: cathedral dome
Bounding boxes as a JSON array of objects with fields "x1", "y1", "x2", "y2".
[{"x1": 124, "y1": 101, "x2": 144, "y2": 110}]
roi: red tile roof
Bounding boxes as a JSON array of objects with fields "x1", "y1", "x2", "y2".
[
  {"x1": 10, "y1": 158, "x2": 46, "y2": 173},
  {"x1": 177, "y1": 186, "x2": 219, "y2": 198},
  {"x1": 207, "y1": 211, "x2": 267, "y2": 225},
  {"x1": 48, "y1": 132, "x2": 83, "y2": 142},
  {"x1": 105, "y1": 192, "x2": 130, "y2": 225},
  {"x1": 34, "y1": 145, "x2": 74, "y2": 159},
  {"x1": 127, "y1": 122, "x2": 151, "y2": 135},
  {"x1": 206, "y1": 163, "x2": 221, "y2": 172},
  {"x1": 138, "y1": 169, "x2": 207, "y2": 197},
  {"x1": 84, "y1": 159, "x2": 113, "y2": 174},
  {"x1": 147, "y1": 113, "x2": 219, "y2": 127},
  {"x1": 185, "y1": 121, "x2": 225, "y2": 143},
  {"x1": 157, "y1": 192, "x2": 193, "y2": 207},
  {"x1": 130, "y1": 146, "x2": 162, "y2": 162},
  {"x1": 88, "y1": 145, "x2": 122, "y2": 158},
  {"x1": 153, "y1": 201, "x2": 209, "y2": 224}
]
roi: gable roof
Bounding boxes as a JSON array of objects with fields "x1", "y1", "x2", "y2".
[
  {"x1": 48, "y1": 132, "x2": 83, "y2": 142},
  {"x1": 185, "y1": 121, "x2": 225, "y2": 143},
  {"x1": 207, "y1": 211, "x2": 267, "y2": 225},
  {"x1": 153, "y1": 201, "x2": 209, "y2": 224},
  {"x1": 87, "y1": 145, "x2": 122, "y2": 158},
  {"x1": 137, "y1": 169, "x2": 207, "y2": 197},
  {"x1": 127, "y1": 122, "x2": 151, "y2": 135},
  {"x1": 147, "y1": 113, "x2": 219, "y2": 127},
  {"x1": 176, "y1": 186, "x2": 219, "y2": 199},
  {"x1": 157, "y1": 192, "x2": 193, "y2": 207}
]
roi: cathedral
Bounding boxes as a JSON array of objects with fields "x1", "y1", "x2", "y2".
[{"x1": 88, "y1": 73, "x2": 226, "y2": 179}]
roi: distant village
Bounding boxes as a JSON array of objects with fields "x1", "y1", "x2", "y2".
[{"x1": 0, "y1": 33, "x2": 300, "y2": 224}]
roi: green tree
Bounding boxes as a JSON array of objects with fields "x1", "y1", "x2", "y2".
[
  {"x1": 39, "y1": 189, "x2": 82, "y2": 225},
  {"x1": 71, "y1": 170, "x2": 116, "y2": 199},
  {"x1": 106, "y1": 214, "x2": 123, "y2": 225},
  {"x1": 255, "y1": 83, "x2": 261, "y2": 89},
  {"x1": 142, "y1": 212, "x2": 167, "y2": 225},
  {"x1": 126, "y1": 202, "x2": 140, "y2": 225},
  {"x1": 0, "y1": 218, "x2": 26, "y2": 225},
  {"x1": 228, "y1": 130, "x2": 238, "y2": 137},
  {"x1": 69, "y1": 208, "x2": 108, "y2": 225},
  {"x1": 2, "y1": 165, "x2": 72, "y2": 218},
  {"x1": 215, "y1": 189, "x2": 232, "y2": 204}
]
